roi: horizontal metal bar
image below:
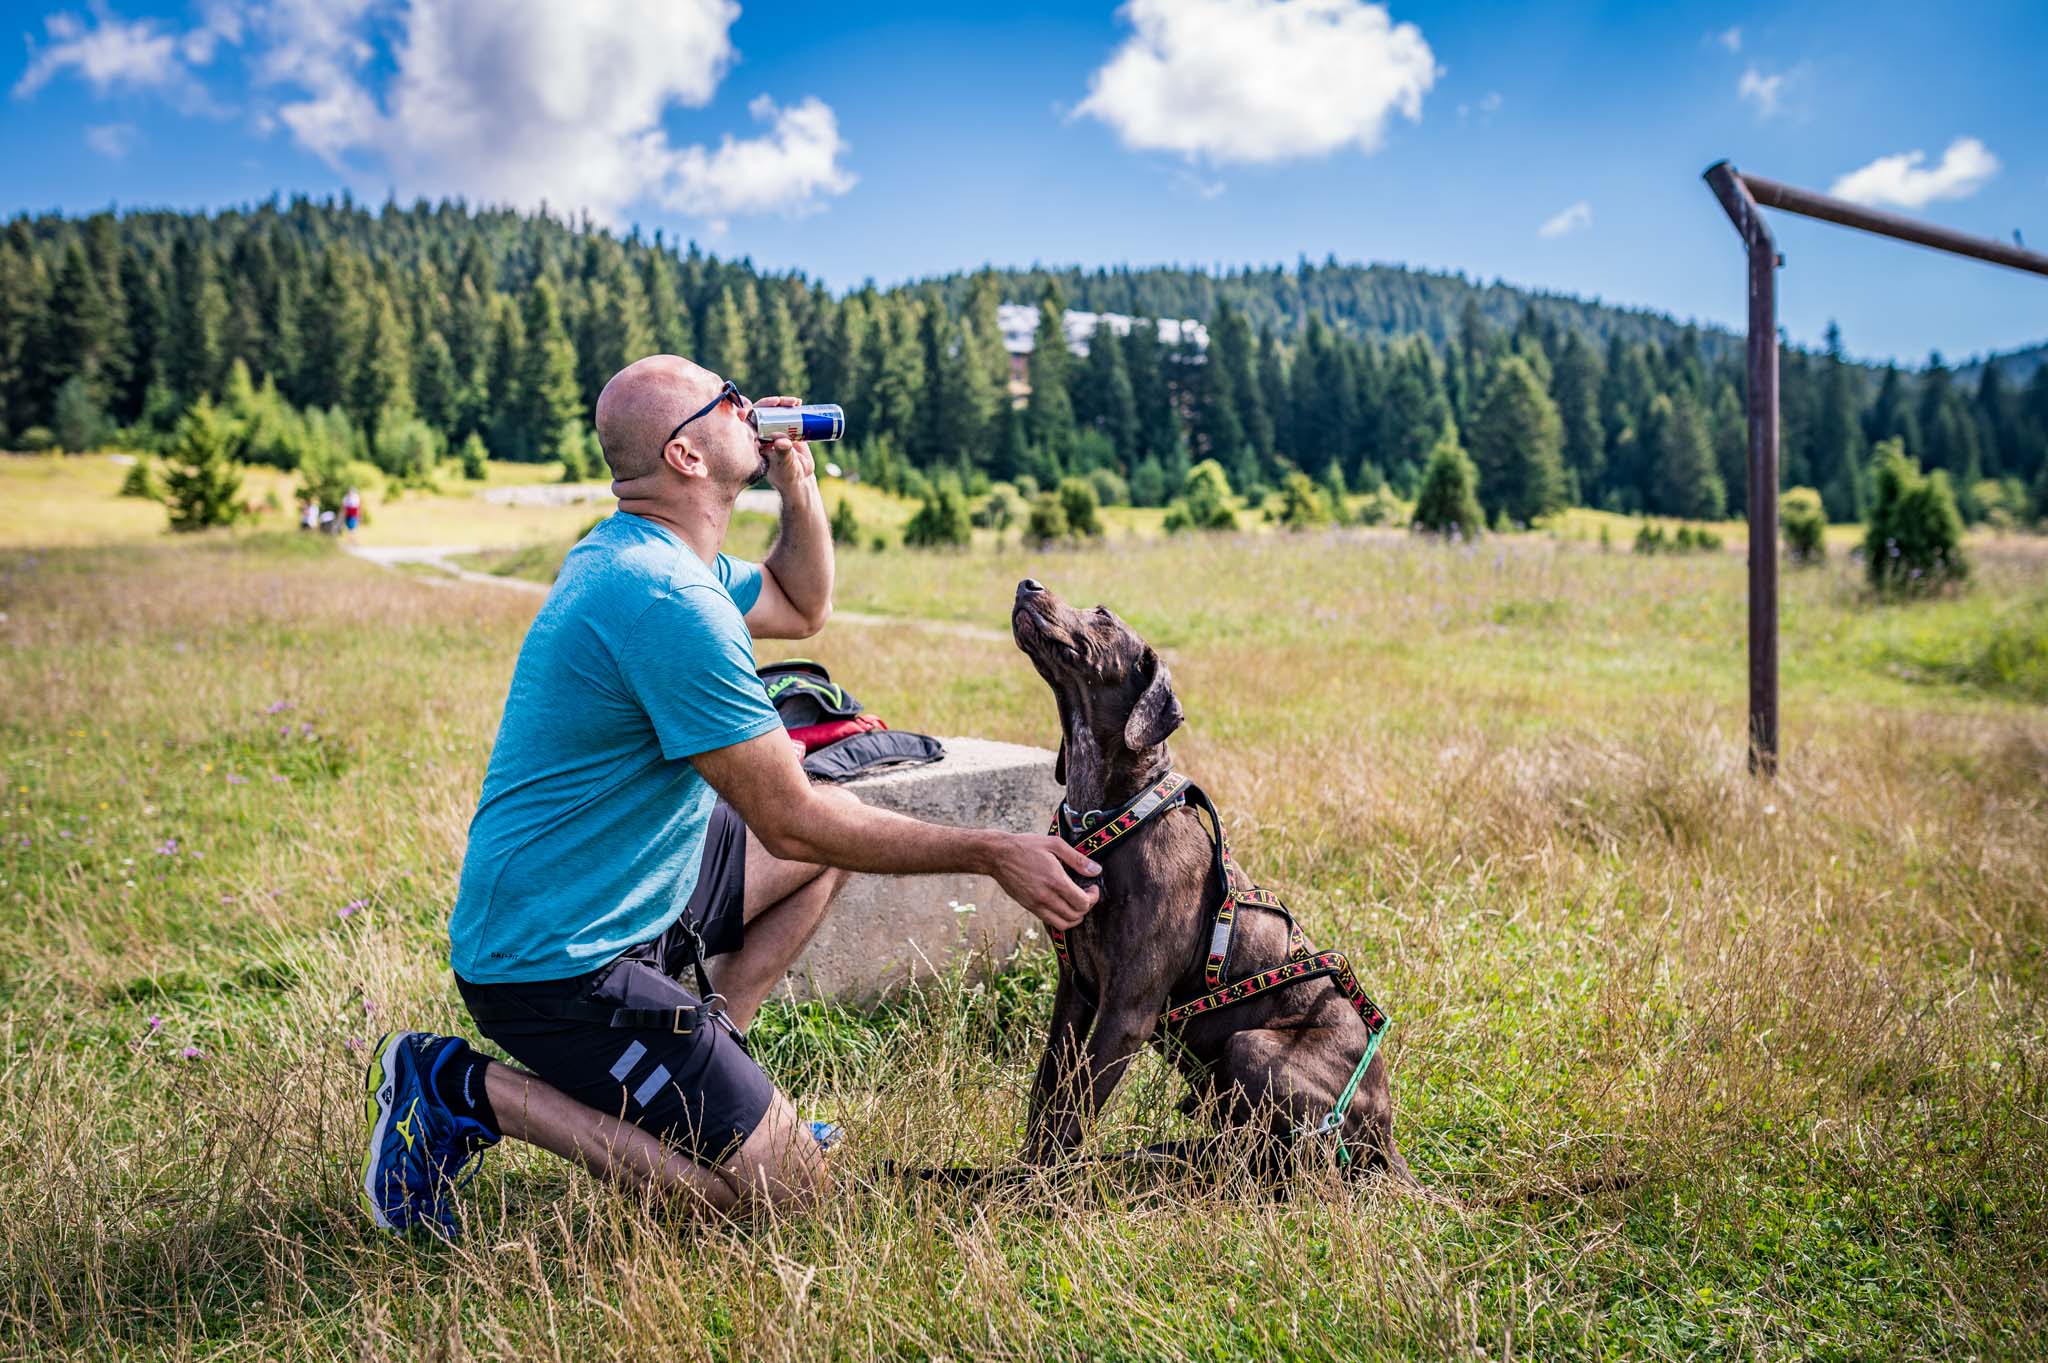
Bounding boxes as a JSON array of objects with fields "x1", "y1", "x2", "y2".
[{"x1": 1738, "y1": 170, "x2": 2048, "y2": 278}]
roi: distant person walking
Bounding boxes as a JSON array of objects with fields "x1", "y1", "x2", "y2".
[
  {"x1": 300, "y1": 499, "x2": 320, "y2": 532},
  {"x1": 341, "y1": 488, "x2": 362, "y2": 535},
  {"x1": 357, "y1": 354, "x2": 1100, "y2": 1237}
]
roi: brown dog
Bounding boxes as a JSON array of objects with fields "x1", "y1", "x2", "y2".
[{"x1": 1012, "y1": 578, "x2": 1411, "y2": 1180}]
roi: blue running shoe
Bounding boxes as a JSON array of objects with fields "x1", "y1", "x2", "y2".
[
  {"x1": 808, "y1": 1120, "x2": 843, "y2": 1153},
  {"x1": 360, "y1": 1031, "x2": 500, "y2": 1238}
]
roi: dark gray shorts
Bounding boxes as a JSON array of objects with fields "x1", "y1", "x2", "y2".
[{"x1": 456, "y1": 801, "x2": 773, "y2": 1163}]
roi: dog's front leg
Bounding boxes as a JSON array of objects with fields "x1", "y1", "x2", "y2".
[
  {"x1": 1025, "y1": 985, "x2": 1158, "y2": 1163},
  {"x1": 1024, "y1": 969, "x2": 1095, "y2": 1164}
]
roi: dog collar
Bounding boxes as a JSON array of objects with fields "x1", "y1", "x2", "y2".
[{"x1": 1054, "y1": 771, "x2": 1191, "y2": 856}]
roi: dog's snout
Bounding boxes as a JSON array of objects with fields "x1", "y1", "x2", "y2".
[{"x1": 1017, "y1": 578, "x2": 1045, "y2": 596}]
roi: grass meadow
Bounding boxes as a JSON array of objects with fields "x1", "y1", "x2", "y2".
[{"x1": 2, "y1": 455, "x2": 2046, "y2": 1359}]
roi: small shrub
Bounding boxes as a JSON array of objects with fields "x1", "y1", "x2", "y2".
[
  {"x1": 1025, "y1": 492, "x2": 1069, "y2": 546},
  {"x1": 1411, "y1": 437, "x2": 1484, "y2": 538},
  {"x1": 1163, "y1": 459, "x2": 1238, "y2": 534},
  {"x1": 17, "y1": 425, "x2": 55, "y2": 453},
  {"x1": 829, "y1": 496, "x2": 862, "y2": 544},
  {"x1": 1634, "y1": 522, "x2": 1723, "y2": 555},
  {"x1": 1129, "y1": 457, "x2": 1168, "y2": 508},
  {"x1": 1277, "y1": 470, "x2": 1331, "y2": 529},
  {"x1": 1864, "y1": 438, "x2": 1967, "y2": 595},
  {"x1": 1781, "y1": 486, "x2": 1827, "y2": 564},
  {"x1": 118, "y1": 457, "x2": 161, "y2": 501},
  {"x1": 1057, "y1": 477, "x2": 1104, "y2": 539},
  {"x1": 902, "y1": 476, "x2": 972, "y2": 549},
  {"x1": 974, "y1": 485, "x2": 1019, "y2": 531},
  {"x1": 867, "y1": 532, "x2": 890, "y2": 554},
  {"x1": 459, "y1": 432, "x2": 489, "y2": 480},
  {"x1": 161, "y1": 399, "x2": 244, "y2": 533},
  {"x1": 1087, "y1": 466, "x2": 1130, "y2": 508}
]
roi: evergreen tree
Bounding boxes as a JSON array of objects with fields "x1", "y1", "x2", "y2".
[
  {"x1": 1644, "y1": 390, "x2": 1725, "y2": 519},
  {"x1": 41, "y1": 241, "x2": 112, "y2": 406},
  {"x1": 165, "y1": 236, "x2": 227, "y2": 405},
  {"x1": 1864, "y1": 438, "x2": 1966, "y2": 593},
  {"x1": 1466, "y1": 355, "x2": 1567, "y2": 523},
  {"x1": 1551, "y1": 329, "x2": 1605, "y2": 495},
  {"x1": 1709, "y1": 383, "x2": 1746, "y2": 519},
  {"x1": 53, "y1": 374, "x2": 107, "y2": 452},
  {"x1": 1076, "y1": 318, "x2": 1137, "y2": 464},
  {"x1": 1376, "y1": 340, "x2": 1451, "y2": 491},
  {"x1": 751, "y1": 288, "x2": 808, "y2": 398},
  {"x1": 1122, "y1": 319, "x2": 1176, "y2": 465},
  {"x1": 867, "y1": 295, "x2": 926, "y2": 453},
  {"x1": 698, "y1": 286, "x2": 748, "y2": 387},
  {"x1": 581, "y1": 262, "x2": 653, "y2": 405},
  {"x1": 1813, "y1": 322, "x2": 1865, "y2": 519},
  {"x1": 641, "y1": 251, "x2": 693, "y2": 358},
  {"x1": 299, "y1": 248, "x2": 368, "y2": 412},
  {"x1": 516, "y1": 280, "x2": 584, "y2": 469},
  {"x1": 1257, "y1": 327, "x2": 1291, "y2": 468},
  {"x1": 1412, "y1": 431, "x2": 1485, "y2": 537},
  {"x1": 415, "y1": 329, "x2": 459, "y2": 434},
  {"x1": 355, "y1": 288, "x2": 414, "y2": 446},
  {"x1": 1027, "y1": 284, "x2": 1077, "y2": 467},
  {"x1": 160, "y1": 397, "x2": 243, "y2": 531}
]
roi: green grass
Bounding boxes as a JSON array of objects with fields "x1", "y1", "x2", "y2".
[{"x1": 2, "y1": 490, "x2": 2046, "y2": 1358}]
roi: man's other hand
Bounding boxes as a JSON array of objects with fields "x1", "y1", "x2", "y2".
[
  {"x1": 987, "y1": 834, "x2": 1100, "y2": 931},
  {"x1": 753, "y1": 395, "x2": 814, "y2": 493}
]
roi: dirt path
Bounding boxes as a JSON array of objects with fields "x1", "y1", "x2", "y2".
[{"x1": 344, "y1": 542, "x2": 1010, "y2": 641}]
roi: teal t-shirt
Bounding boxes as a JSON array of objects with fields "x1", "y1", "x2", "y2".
[{"x1": 449, "y1": 512, "x2": 784, "y2": 983}]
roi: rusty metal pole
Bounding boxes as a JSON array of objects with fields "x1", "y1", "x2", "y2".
[{"x1": 1704, "y1": 161, "x2": 1780, "y2": 776}]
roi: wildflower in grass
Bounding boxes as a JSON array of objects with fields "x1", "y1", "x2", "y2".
[
  {"x1": 345, "y1": 1037, "x2": 364, "y2": 1052},
  {"x1": 180, "y1": 1046, "x2": 202, "y2": 1060},
  {"x1": 340, "y1": 898, "x2": 368, "y2": 918},
  {"x1": 155, "y1": 837, "x2": 179, "y2": 856},
  {"x1": 264, "y1": 700, "x2": 292, "y2": 714},
  {"x1": 270, "y1": 775, "x2": 287, "y2": 784},
  {"x1": 147, "y1": 1015, "x2": 162, "y2": 1032},
  {"x1": 227, "y1": 774, "x2": 247, "y2": 785}
]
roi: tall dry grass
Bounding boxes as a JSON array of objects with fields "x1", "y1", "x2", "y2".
[{"x1": 1, "y1": 527, "x2": 2044, "y2": 1360}]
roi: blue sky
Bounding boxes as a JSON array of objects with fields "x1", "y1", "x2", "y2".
[{"x1": 5, "y1": 0, "x2": 2044, "y2": 364}]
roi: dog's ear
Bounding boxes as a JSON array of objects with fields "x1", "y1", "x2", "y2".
[{"x1": 1124, "y1": 648, "x2": 1183, "y2": 751}]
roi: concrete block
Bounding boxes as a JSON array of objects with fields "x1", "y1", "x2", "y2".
[{"x1": 781, "y1": 737, "x2": 1061, "y2": 1001}]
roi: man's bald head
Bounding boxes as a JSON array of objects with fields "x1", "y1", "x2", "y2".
[{"x1": 595, "y1": 355, "x2": 720, "y2": 481}]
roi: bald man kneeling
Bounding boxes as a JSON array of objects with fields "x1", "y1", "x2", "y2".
[{"x1": 356, "y1": 356, "x2": 1101, "y2": 1236}]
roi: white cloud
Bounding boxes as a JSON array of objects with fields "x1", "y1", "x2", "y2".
[
  {"x1": 1538, "y1": 200, "x2": 1592, "y2": 238},
  {"x1": 1076, "y1": 0, "x2": 1436, "y2": 164},
  {"x1": 1830, "y1": 137, "x2": 2000, "y2": 210},
  {"x1": 13, "y1": 0, "x2": 856, "y2": 226},
  {"x1": 13, "y1": 9, "x2": 185, "y2": 98},
  {"x1": 1717, "y1": 26, "x2": 1742, "y2": 54},
  {"x1": 657, "y1": 95, "x2": 856, "y2": 224},
  {"x1": 84, "y1": 120, "x2": 137, "y2": 158},
  {"x1": 1737, "y1": 65, "x2": 1786, "y2": 118}
]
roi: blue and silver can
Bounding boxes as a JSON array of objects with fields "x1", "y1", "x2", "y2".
[{"x1": 752, "y1": 403, "x2": 845, "y2": 443}]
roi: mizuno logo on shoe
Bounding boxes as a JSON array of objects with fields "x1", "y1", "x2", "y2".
[{"x1": 394, "y1": 1096, "x2": 421, "y2": 1151}]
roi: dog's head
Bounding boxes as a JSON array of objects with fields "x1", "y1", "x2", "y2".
[{"x1": 1011, "y1": 579, "x2": 1183, "y2": 802}]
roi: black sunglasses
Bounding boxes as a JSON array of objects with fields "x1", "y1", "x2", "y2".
[{"x1": 663, "y1": 379, "x2": 747, "y2": 453}]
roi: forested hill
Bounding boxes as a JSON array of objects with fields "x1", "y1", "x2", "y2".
[
  {"x1": 926, "y1": 261, "x2": 1741, "y2": 360},
  {"x1": 3, "y1": 195, "x2": 2044, "y2": 526}
]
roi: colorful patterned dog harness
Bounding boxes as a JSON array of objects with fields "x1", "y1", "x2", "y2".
[{"x1": 1046, "y1": 771, "x2": 1393, "y2": 1166}]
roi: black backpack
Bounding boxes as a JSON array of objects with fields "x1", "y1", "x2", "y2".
[{"x1": 757, "y1": 659, "x2": 946, "y2": 781}]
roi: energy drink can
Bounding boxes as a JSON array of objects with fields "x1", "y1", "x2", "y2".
[{"x1": 751, "y1": 404, "x2": 845, "y2": 443}]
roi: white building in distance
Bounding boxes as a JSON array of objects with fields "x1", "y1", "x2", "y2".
[{"x1": 996, "y1": 304, "x2": 1207, "y2": 386}]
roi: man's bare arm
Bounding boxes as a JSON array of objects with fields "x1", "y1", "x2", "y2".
[
  {"x1": 744, "y1": 396, "x2": 833, "y2": 639},
  {"x1": 691, "y1": 730, "x2": 1100, "y2": 929}
]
